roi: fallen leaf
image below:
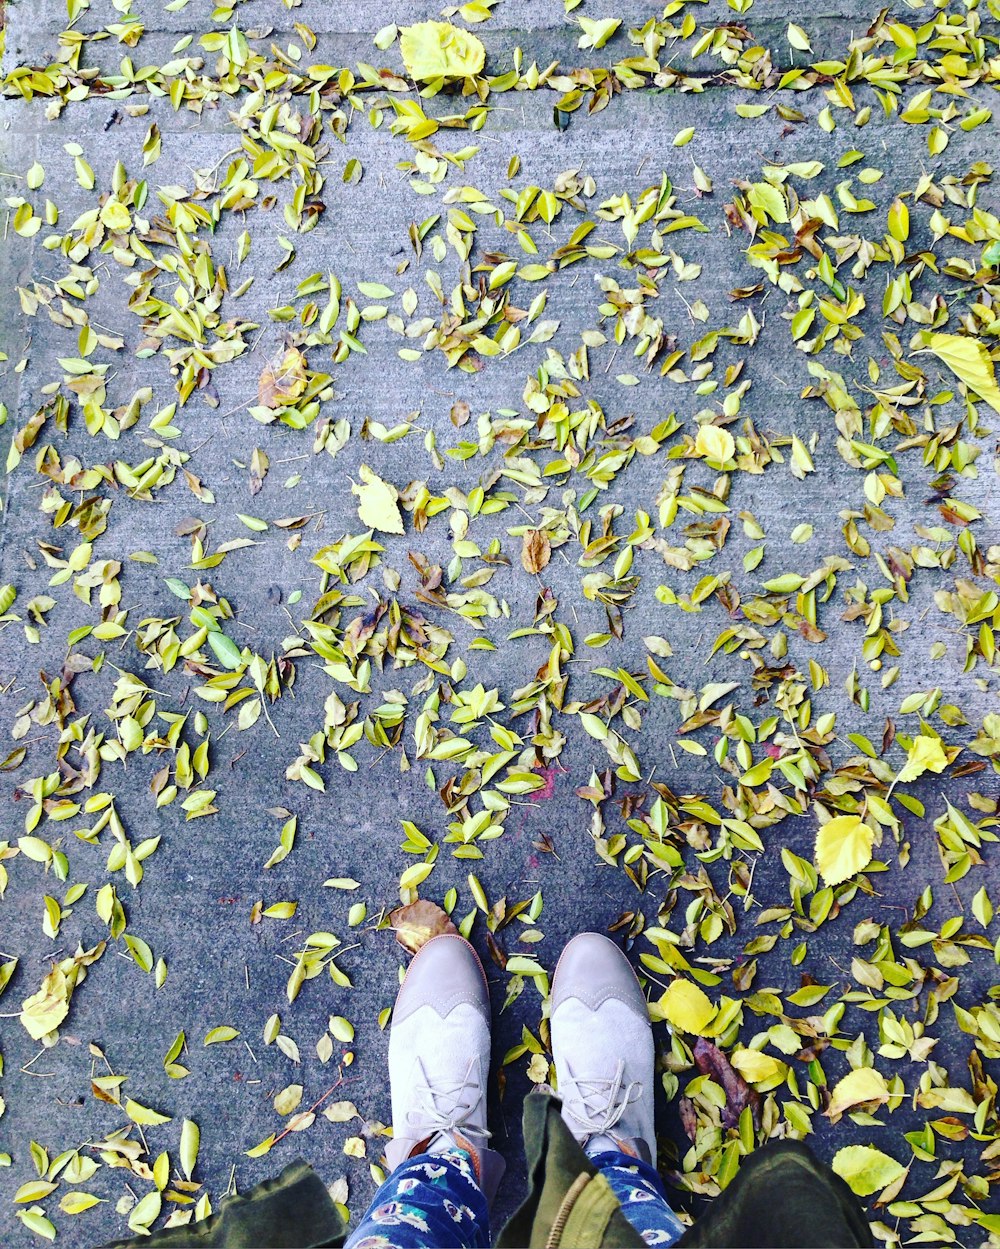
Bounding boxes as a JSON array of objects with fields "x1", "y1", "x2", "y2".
[
  {"x1": 399, "y1": 21, "x2": 485, "y2": 81},
  {"x1": 99, "y1": 201, "x2": 131, "y2": 231},
  {"x1": 654, "y1": 979, "x2": 716, "y2": 1035},
  {"x1": 826, "y1": 1066, "x2": 890, "y2": 1120},
  {"x1": 897, "y1": 733, "x2": 949, "y2": 783},
  {"x1": 521, "y1": 529, "x2": 551, "y2": 574},
  {"x1": 258, "y1": 348, "x2": 308, "y2": 410},
  {"x1": 920, "y1": 332, "x2": 1000, "y2": 415},
  {"x1": 20, "y1": 966, "x2": 69, "y2": 1040},
  {"x1": 815, "y1": 814, "x2": 875, "y2": 887},
  {"x1": 274, "y1": 1083, "x2": 304, "y2": 1115},
  {"x1": 694, "y1": 424, "x2": 735, "y2": 464},
  {"x1": 692, "y1": 1038, "x2": 760, "y2": 1130},
  {"x1": 352, "y1": 464, "x2": 404, "y2": 535},
  {"x1": 389, "y1": 899, "x2": 457, "y2": 954},
  {"x1": 832, "y1": 1145, "x2": 905, "y2": 1196}
]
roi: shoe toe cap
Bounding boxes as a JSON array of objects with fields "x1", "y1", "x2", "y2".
[
  {"x1": 552, "y1": 932, "x2": 646, "y2": 1015},
  {"x1": 393, "y1": 934, "x2": 490, "y2": 1024}
]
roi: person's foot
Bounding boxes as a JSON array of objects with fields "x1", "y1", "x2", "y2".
[
  {"x1": 385, "y1": 934, "x2": 504, "y2": 1201},
  {"x1": 550, "y1": 932, "x2": 656, "y2": 1161}
]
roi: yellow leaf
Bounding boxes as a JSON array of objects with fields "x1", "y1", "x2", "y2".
[
  {"x1": 577, "y1": 16, "x2": 621, "y2": 50},
  {"x1": 814, "y1": 814, "x2": 874, "y2": 887},
  {"x1": 99, "y1": 201, "x2": 132, "y2": 231},
  {"x1": 128, "y1": 1190, "x2": 161, "y2": 1232},
  {"x1": 274, "y1": 1083, "x2": 304, "y2": 1115},
  {"x1": 322, "y1": 1099, "x2": 359, "y2": 1124},
  {"x1": 204, "y1": 1025, "x2": 240, "y2": 1045},
  {"x1": 832, "y1": 1145, "x2": 905, "y2": 1196},
  {"x1": 694, "y1": 424, "x2": 735, "y2": 464},
  {"x1": 329, "y1": 1015, "x2": 355, "y2": 1043},
  {"x1": 263, "y1": 901, "x2": 298, "y2": 919},
  {"x1": 15, "y1": 1180, "x2": 58, "y2": 1203},
  {"x1": 352, "y1": 464, "x2": 404, "y2": 535},
  {"x1": 921, "y1": 332, "x2": 1000, "y2": 415},
  {"x1": 654, "y1": 979, "x2": 716, "y2": 1034},
  {"x1": 399, "y1": 21, "x2": 485, "y2": 81},
  {"x1": 729, "y1": 1048, "x2": 786, "y2": 1084},
  {"x1": 125, "y1": 1098, "x2": 172, "y2": 1126},
  {"x1": 826, "y1": 1066, "x2": 889, "y2": 1120},
  {"x1": 887, "y1": 197, "x2": 909, "y2": 242},
  {"x1": 20, "y1": 966, "x2": 70, "y2": 1040},
  {"x1": 180, "y1": 1119, "x2": 200, "y2": 1180},
  {"x1": 897, "y1": 733, "x2": 948, "y2": 783},
  {"x1": 60, "y1": 1191, "x2": 103, "y2": 1214}
]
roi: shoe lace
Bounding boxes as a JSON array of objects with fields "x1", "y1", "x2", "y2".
[
  {"x1": 408, "y1": 1056, "x2": 491, "y2": 1144},
  {"x1": 560, "y1": 1058, "x2": 642, "y2": 1143}
]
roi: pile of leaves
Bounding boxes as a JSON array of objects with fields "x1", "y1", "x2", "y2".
[{"x1": 2, "y1": 0, "x2": 1000, "y2": 1245}]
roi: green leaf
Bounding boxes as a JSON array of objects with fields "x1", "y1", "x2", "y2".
[
  {"x1": 204, "y1": 1026, "x2": 239, "y2": 1045},
  {"x1": 208, "y1": 631, "x2": 243, "y2": 670},
  {"x1": 180, "y1": 1119, "x2": 199, "y2": 1180}
]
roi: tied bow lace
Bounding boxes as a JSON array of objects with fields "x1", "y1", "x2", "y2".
[{"x1": 408, "y1": 1057, "x2": 491, "y2": 1144}]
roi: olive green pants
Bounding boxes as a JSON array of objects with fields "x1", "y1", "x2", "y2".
[{"x1": 103, "y1": 1094, "x2": 873, "y2": 1249}]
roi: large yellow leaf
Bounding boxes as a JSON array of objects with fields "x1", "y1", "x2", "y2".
[
  {"x1": 922, "y1": 332, "x2": 1000, "y2": 415},
  {"x1": 399, "y1": 21, "x2": 486, "y2": 81},
  {"x1": 99, "y1": 201, "x2": 132, "y2": 232},
  {"x1": 20, "y1": 965, "x2": 70, "y2": 1040},
  {"x1": 814, "y1": 814, "x2": 874, "y2": 887},
  {"x1": 352, "y1": 464, "x2": 404, "y2": 535},
  {"x1": 654, "y1": 978, "x2": 716, "y2": 1034},
  {"x1": 897, "y1": 733, "x2": 948, "y2": 783},
  {"x1": 832, "y1": 1145, "x2": 905, "y2": 1196},
  {"x1": 694, "y1": 424, "x2": 735, "y2": 464}
]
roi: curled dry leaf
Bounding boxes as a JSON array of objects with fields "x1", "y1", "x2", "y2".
[
  {"x1": 521, "y1": 529, "x2": 551, "y2": 574},
  {"x1": 258, "y1": 348, "x2": 308, "y2": 410},
  {"x1": 389, "y1": 899, "x2": 457, "y2": 954}
]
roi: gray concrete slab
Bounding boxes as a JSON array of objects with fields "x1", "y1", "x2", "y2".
[{"x1": 2, "y1": 0, "x2": 1000, "y2": 1245}]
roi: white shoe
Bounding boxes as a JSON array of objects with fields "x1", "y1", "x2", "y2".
[
  {"x1": 550, "y1": 932, "x2": 656, "y2": 1161},
  {"x1": 385, "y1": 934, "x2": 505, "y2": 1202}
]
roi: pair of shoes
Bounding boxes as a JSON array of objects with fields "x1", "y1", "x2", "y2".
[{"x1": 384, "y1": 932, "x2": 655, "y2": 1202}]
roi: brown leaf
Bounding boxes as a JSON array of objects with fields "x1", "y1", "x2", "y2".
[
  {"x1": 679, "y1": 1095, "x2": 698, "y2": 1142},
  {"x1": 450, "y1": 400, "x2": 470, "y2": 427},
  {"x1": 692, "y1": 1037, "x2": 760, "y2": 1130},
  {"x1": 258, "y1": 348, "x2": 308, "y2": 410},
  {"x1": 521, "y1": 529, "x2": 551, "y2": 575},
  {"x1": 389, "y1": 899, "x2": 457, "y2": 954}
]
